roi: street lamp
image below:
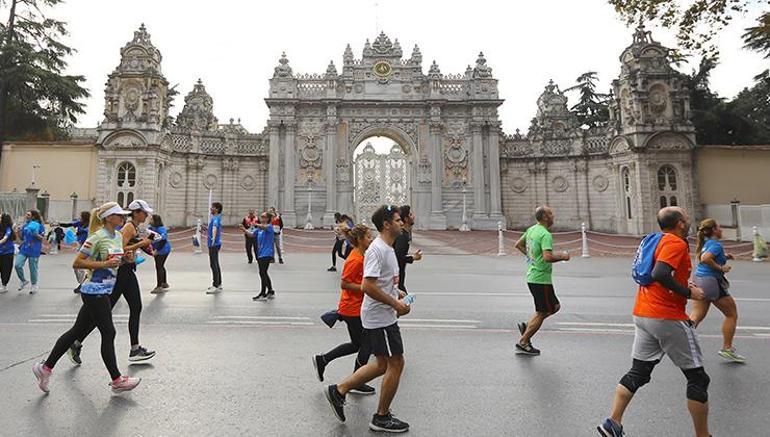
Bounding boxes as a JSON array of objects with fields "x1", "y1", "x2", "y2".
[
  {"x1": 304, "y1": 173, "x2": 314, "y2": 230},
  {"x1": 459, "y1": 177, "x2": 470, "y2": 232}
]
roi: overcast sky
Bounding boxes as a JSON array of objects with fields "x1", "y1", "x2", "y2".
[{"x1": 49, "y1": 0, "x2": 766, "y2": 134}]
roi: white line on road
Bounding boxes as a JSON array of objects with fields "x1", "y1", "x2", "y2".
[
  {"x1": 398, "y1": 324, "x2": 478, "y2": 329},
  {"x1": 556, "y1": 322, "x2": 634, "y2": 328},
  {"x1": 403, "y1": 318, "x2": 480, "y2": 324},
  {"x1": 211, "y1": 315, "x2": 311, "y2": 321},
  {"x1": 35, "y1": 314, "x2": 130, "y2": 318},
  {"x1": 734, "y1": 298, "x2": 770, "y2": 302},
  {"x1": 752, "y1": 333, "x2": 770, "y2": 337},
  {"x1": 556, "y1": 327, "x2": 634, "y2": 333},
  {"x1": 417, "y1": 292, "x2": 530, "y2": 297},
  {"x1": 207, "y1": 320, "x2": 314, "y2": 326}
]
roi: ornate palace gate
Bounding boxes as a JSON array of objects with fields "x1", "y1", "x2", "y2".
[{"x1": 354, "y1": 142, "x2": 410, "y2": 225}]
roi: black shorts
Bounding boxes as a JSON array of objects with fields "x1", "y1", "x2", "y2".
[
  {"x1": 363, "y1": 322, "x2": 404, "y2": 357},
  {"x1": 527, "y1": 283, "x2": 560, "y2": 313}
]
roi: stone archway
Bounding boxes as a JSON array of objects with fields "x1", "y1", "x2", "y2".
[{"x1": 352, "y1": 137, "x2": 411, "y2": 225}]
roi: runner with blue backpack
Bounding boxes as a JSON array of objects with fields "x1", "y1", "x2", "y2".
[
  {"x1": 689, "y1": 218, "x2": 745, "y2": 363},
  {"x1": 598, "y1": 207, "x2": 711, "y2": 437}
]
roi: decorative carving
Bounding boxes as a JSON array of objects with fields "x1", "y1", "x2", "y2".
[
  {"x1": 593, "y1": 175, "x2": 609, "y2": 192},
  {"x1": 298, "y1": 122, "x2": 323, "y2": 183},
  {"x1": 646, "y1": 133, "x2": 690, "y2": 151},
  {"x1": 241, "y1": 175, "x2": 256, "y2": 191},
  {"x1": 176, "y1": 79, "x2": 218, "y2": 131},
  {"x1": 417, "y1": 158, "x2": 432, "y2": 184},
  {"x1": 552, "y1": 176, "x2": 569, "y2": 192},
  {"x1": 273, "y1": 52, "x2": 293, "y2": 78},
  {"x1": 510, "y1": 177, "x2": 528, "y2": 193},
  {"x1": 168, "y1": 171, "x2": 182, "y2": 188},
  {"x1": 609, "y1": 136, "x2": 632, "y2": 154},
  {"x1": 472, "y1": 52, "x2": 493, "y2": 79},
  {"x1": 348, "y1": 120, "x2": 418, "y2": 147},
  {"x1": 104, "y1": 132, "x2": 146, "y2": 148},
  {"x1": 203, "y1": 174, "x2": 217, "y2": 189},
  {"x1": 336, "y1": 159, "x2": 351, "y2": 183}
]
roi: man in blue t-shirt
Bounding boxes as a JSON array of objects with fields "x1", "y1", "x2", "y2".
[
  {"x1": 206, "y1": 202, "x2": 223, "y2": 294},
  {"x1": 15, "y1": 211, "x2": 46, "y2": 294}
]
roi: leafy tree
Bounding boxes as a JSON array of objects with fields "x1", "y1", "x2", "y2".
[
  {"x1": 743, "y1": 11, "x2": 770, "y2": 78},
  {"x1": 564, "y1": 72, "x2": 610, "y2": 128},
  {"x1": 0, "y1": 0, "x2": 89, "y2": 165}
]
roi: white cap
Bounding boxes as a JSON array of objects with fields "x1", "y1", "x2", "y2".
[
  {"x1": 98, "y1": 204, "x2": 131, "y2": 220},
  {"x1": 128, "y1": 199, "x2": 154, "y2": 214}
]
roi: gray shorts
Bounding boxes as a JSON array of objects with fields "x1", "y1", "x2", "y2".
[
  {"x1": 692, "y1": 275, "x2": 730, "y2": 301},
  {"x1": 632, "y1": 316, "x2": 704, "y2": 370}
]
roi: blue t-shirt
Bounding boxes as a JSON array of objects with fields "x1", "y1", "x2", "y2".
[
  {"x1": 19, "y1": 221, "x2": 44, "y2": 257},
  {"x1": 0, "y1": 227, "x2": 14, "y2": 255},
  {"x1": 149, "y1": 225, "x2": 171, "y2": 256},
  {"x1": 695, "y1": 239, "x2": 727, "y2": 277},
  {"x1": 74, "y1": 221, "x2": 89, "y2": 244},
  {"x1": 257, "y1": 225, "x2": 275, "y2": 259},
  {"x1": 208, "y1": 215, "x2": 222, "y2": 247}
]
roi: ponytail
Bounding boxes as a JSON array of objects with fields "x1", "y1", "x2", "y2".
[
  {"x1": 88, "y1": 208, "x2": 103, "y2": 236},
  {"x1": 341, "y1": 224, "x2": 370, "y2": 248},
  {"x1": 695, "y1": 218, "x2": 717, "y2": 256}
]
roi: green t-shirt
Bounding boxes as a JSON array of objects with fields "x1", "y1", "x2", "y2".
[
  {"x1": 524, "y1": 223, "x2": 554, "y2": 284},
  {"x1": 79, "y1": 228, "x2": 124, "y2": 295}
]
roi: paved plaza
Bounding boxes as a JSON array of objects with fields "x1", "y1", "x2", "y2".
[{"x1": 1, "y1": 244, "x2": 769, "y2": 436}]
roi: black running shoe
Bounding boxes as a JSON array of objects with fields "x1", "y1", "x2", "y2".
[
  {"x1": 279, "y1": 259, "x2": 284, "y2": 264},
  {"x1": 517, "y1": 322, "x2": 527, "y2": 336},
  {"x1": 369, "y1": 412, "x2": 409, "y2": 433},
  {"x1": 252, "y1": 293, "x2": 267, "y2": 301},
  {"x1": 324, "y1": 385, "x2": 346, "y2": 422},
  {"x1": 266, "y1": 290, "x2": 275, "y2": 299},
  {"x1": 68, "y1": 342, "x2": 82, "y2": 365},
  {"x1": 129, "y1": 346, "x2": 156, "y2": 362},
  {"x1": 327, "y1": 266, "x2": 337, "y2": 272},
  {"x1": 312, "y1": 355, "x2": 326, "y2": 382},
  {"x1": 73, "y1": 284, "x2": 81, "y2": 294},
  {"x1": 349, "y1": 383, "x2": 376, "y2": 395},
  {"x1": 515, "y1": 342, "x2": 540, "y2": 356}
]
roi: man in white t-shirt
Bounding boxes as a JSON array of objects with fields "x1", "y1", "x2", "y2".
[{"x1": 324, "y1": 205, "x2": 412, "y2": 433}]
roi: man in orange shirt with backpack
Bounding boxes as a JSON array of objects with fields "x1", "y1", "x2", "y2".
[{"x1": 598, "y1": 207, "x2": 711, "y2": 437}]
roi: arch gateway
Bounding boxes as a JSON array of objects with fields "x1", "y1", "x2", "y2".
[{"x1": 96, "y1": 25, "x2": 698, "y2": 233}]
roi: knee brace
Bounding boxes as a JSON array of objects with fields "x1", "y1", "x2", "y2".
[
  {"x1": 684, "y1": 367, "x2": 710, "y2": 403},
  {"x1": 619, "y1": 359, "x2": 658, "y2": 393}
]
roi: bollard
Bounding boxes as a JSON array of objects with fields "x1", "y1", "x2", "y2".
[
  {"x1": 753, "y1": 226, "x2": 765, "y2": 262},
  {"x1": 194, "y1": 218, "x2": 202, "y2": 255},
  {"x1": 581, "y1": 222, "x2": 590, "y2": 258},
  {"x1": 497, "y1": 221, "x2": 506, "y2": 256}
]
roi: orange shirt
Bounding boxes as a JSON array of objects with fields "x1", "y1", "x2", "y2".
[
  {"x1": 337, "y1": 249, "x2": 365, "y2": 317},
  {"x1": 633, "y1": 233, "x2": 692, "y2": 321}
]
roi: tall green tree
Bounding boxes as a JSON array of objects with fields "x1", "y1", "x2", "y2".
[
  {"x1": 564, "y1": 72, "x2": 610, "y2": 128},
  {"x1": 0, "y1": 0, "x2": 88, "y2": 165},
  {"x1": 743, "y1": 11, "x2": 770, "y2": 78}
]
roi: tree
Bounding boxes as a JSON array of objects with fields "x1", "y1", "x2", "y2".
[
  {"x1": 563, "y1": 71, "x2": 610, "y2": 128},
  {"x1": 0, "y1": 0, "x2": 89, "y2": 165},
  {"x1": 743, "y1": 11, "x2": 770, "y2": 78},
  {"x1": 607, "y1": 0, "x2": 763, "y2": 61}
]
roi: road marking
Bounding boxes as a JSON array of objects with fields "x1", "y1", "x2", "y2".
[
  {"x1": 734, "y1": 298, "x2": 770, "y2": 302},
  {"x1": 28, "y1": 319, "x2": 76, "y2": 323},
  {"x1": 738, "y1": 326, "x2": 770, "y2": 331},
  {"x1": 555, "y1": 327, "x2": 634, "y2": 333},
  {"x1": 403, "y1": 318, "x2": 480, "y2": 324},
  {"x1": 211, "y1": 315, "x2": 310, "y2": 321},
  {"x1": 398, "y1": 324, "x2": 478, "y2": 329},
  {"x1": 754, "y1": 333, "x2": 770, "y2": 337},
  {"x1": 556, "y1": 322, "x2": 634, "y2": 328},
  {"x1": 417, "y1": 292, "x2": 530, "y2": 297},
  {"x1": 34, "y1": 314, "x2": 130, "y2": 318},
  {"x1": 207, "y1": 320, "x2": 314, "y2": 326}
]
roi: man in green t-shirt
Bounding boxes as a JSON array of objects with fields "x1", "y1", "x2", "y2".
[{"x1": 514, "y1": 206, "x2": 570, "y2": 356}]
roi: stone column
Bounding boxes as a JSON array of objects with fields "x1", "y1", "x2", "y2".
[
  {"x1": 429, "y1": 124, "x2": 446, "y2": 229},
  {"x1": 40, "y1": 191, "x2": 50, "y2": 221},
  {"x1": 470, "y1": 122, "x2": 486, "y2": 220},
  {"x1": 25, "y1": 184, "x2": 40, "y2": 211},
  {"x1": 267, "y1": 125, "x2": 281, "y2": 209},
  {"x1": 282, "y1": 123, "x2": 297, "y2": 226},
  {"x1": 70, "y1": 192, "x2": 79, "y2": 220},
  {"x1": 323, "y1": 121, "x2": 338, "y2": 227},
  {"x1": 487, "y1": 125, "x2": 504, "y2": 222}
]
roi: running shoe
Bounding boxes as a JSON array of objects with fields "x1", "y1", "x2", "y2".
[
  {"x1": 110, "y1": 375, "x2": 141, "y2": 393},
  {"x1": 327, "y1": 266, "x2": 337, "y2": 272},
  {"x1": 266, "y1": 290, "x2": 275, "y2": 299},
  {"x1": 369, "y1": 412, "x2": 409, "y2": 433},
  {"x1": 128, "y1": 346, "x2": 156, "y2": 362},
  {"x1": 206, "y1": 286, "x2": 222, "y2": 294},
  {"x1": 0, "y1": 284, "x2": 7, "y2": 294},
  {"x1": 29, "y1": 284, "x2": 39, "y2": 294},
  {"x1": 161, "y1": 283, "x2": 170, "y2": 289},
  {"x1": 349, "y1": 383, "x2": 376, "y2": 395},
  {"x1": 68, "y1": 343, "x2": 82, "y2": 365},
  {"x1": 150, "y1": 287, "x2": 164, "y2": 294},
  {"x1": 252, "y1": 293, "x2": 267, "y2": 301},
  {"x1": 515, "y1": 342, "x2": 540, "y2": 356},
  {"x1": 279, "y1": 259, "x2": 284, "y2": 264},
  {"x1": 718, "y1": 348, "x2": 746, "y2": 363},
  {"x1": 18, "y1": 280, "x2": 29, "y2": 292},
  {"x1": 517, "y1": 321, "x2": 527, "y2": 336},
  {"x1": 73, "y1": 284, "x2": 81, "y2": 294},
  {"x1": 312, "y1": 355, "x2": 326, "y2": 382},
  {"x1": 32, "y1": 361, "x2": 51, "y2": 393},
  {"x1": 324, "y1": 384, "x2": 346, "y2": 422},
  {"x1": 597, "y1": 417, "x2": 624, "y2": 436}
]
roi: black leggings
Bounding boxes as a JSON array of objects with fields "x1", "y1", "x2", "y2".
[
  {"x1": 78, "y1": 264, "x2": 142, "y2": 347},
  {"x1": 331, "y1": 239, "x2": 351, "y2": 267},
  {"x1": 244, "y1": 236, "x2": 258, "y2": 263},
  {"x1": 46, "y1": 293, "x2": 120, "y2": 379},
  {"x1": 209, "y1": 246, "x2": 222, "y2": 287},
  {"x1": 0, "y1": 253, "x2": 13, "y2": 286},
  {"x1": 258, "y1": 257, "x2": 273, "y2": 294},
  {"x1": 154, "y1": 254, "x2": 169, "y2": 287},
  {"x1": 322, "y1": 315, "x2": 370, "y2": 371}
]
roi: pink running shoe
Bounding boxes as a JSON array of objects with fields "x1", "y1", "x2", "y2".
[
  {"x1": 109, "y1": 375, "x2": 141, "y2": 393},
  {"x1": 32, "y1": 362, "x2": 51, "y2": 393}
]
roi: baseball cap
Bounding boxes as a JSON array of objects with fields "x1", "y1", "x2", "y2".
[{"x1": 128, "y1": 199, "x2": 154, "y2": 214}]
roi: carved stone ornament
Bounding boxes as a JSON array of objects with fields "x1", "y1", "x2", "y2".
[
  {"x1": 417, "y1": 158, "x2": 432, "y2": 184},
  {"x1": 105, "y1": 132, "x2": 146, "y2": 148},
  {"x1": 510, "y1": 176, "x2": 528, "y2": 193},
  {"x1": 336, "y1": 159, "x2": 351, "y2": 183},
  {"x1": 646, "y1": 133, "x2": 690, "y2": 151},
  {"x1": 298, "y1": 122, "x2": 323, "y2": 183},
  {"x1": 241, "y1": 175, "x2": 256, "y2": 191},
  {"x1": 551, "y1": 176, "x2": 569, "y2": 192},
  {"x1": 444, "y1": 135, "x2": 469, "y2": 184},
  {"x1": 203, "y1": 174, "x2": 217, "y2": 189},
  {"x1": 169, "y1": 171, "x2": 183, "y2": 188},
  {"x1": 593, "y1": 175, "x2": 609, "y2": 192}
]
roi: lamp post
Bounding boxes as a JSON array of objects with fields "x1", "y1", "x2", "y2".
[
  {"x1": 304, "y1": 174, "x2": 314, "y2": 230},
  {"x1": 459, "y1": 177, "x2": 470, "y2": 232}
]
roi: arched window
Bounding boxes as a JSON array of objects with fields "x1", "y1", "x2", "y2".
[
  {"x1": 622, "y1": 167, "x2": 632, "y2": 219},
  {"x1": 116, "y1": 162, "x2": 136, "y2": 208},
  {"x1": 657, "y1": 165, "x2": 679, "y2": 208},
  {"x1": 660, "y1": 196, "x2": 667, "y2": 209}
]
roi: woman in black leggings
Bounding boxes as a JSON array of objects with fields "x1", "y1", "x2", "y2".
[
  {"x1": 245, "y1": 212, "x2": 276, "y2": 301},
  {"x1": 313, "y1": 223, "x2": 375, "y2": 394},
  {"x1": 33, "y1": 202, "x2": 141, "y2": 393},
  {"x1": 68, "y1": 199, "x2": 157, "y2": 365},
  {"x1": 0, "y1": 213, "x2": 16, "y2": 293}
]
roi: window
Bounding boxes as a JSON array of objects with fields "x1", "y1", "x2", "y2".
[
  {"x1": 657, "y1": 165, "x2": 677, "y2": 191},
  {"x1": 660, "y1": 196, "x2": 667, "y2": 209},
  {"x1": 622, "y1": 167, "x2": 632, "y2": 219},
  {"x1": 116, "y1": 162, "x2": 136, "y2": 208},
  {"x1": 670, "y1": 196, "x2": 677, "y2": 206}
]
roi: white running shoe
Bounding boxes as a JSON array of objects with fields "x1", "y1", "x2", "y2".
[
  {"x1": 32, "y1": 361, "x2": 51, "y2": 393},
  {"x1": 206, "y1": 286, "x2": 222, "y2": 294},
  {"x1": 109, "y1": 375, "x2": 141, "y2": 393},
  {"x1": 0, "y1": 284, "x2": 7, "y2": 294},
  {"x1": 18, "y1": 280, "x2": 30, "y2": 292},
  {"x1": 29, "y1": 284, "x2": 39, "y2": 294}
]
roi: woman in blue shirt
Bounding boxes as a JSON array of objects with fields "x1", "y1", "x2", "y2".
[
  {"x1": 149, "y1": 214, "x2": 172, "y2": 294},
  {"x1": 690, "y1": 218, "x2": 745, "y2": 363},
  {"x1": 15, "y1": 209, "x2": 45, "y2": 294},
  {"x1": 61, "y1": 210, "x2": 91, "y2": 293},
  {"x1": 0, "y1": 213, "x2": 16, "y2": 293},
  {"x1": 243, "y1": 212, "x2": 276, "y2": 301}
]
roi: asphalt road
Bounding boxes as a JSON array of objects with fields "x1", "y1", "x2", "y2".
[{"x1": 1, "y1": 250, "x2": 768, "y2": 436}]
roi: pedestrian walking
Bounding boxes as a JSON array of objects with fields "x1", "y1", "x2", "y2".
[
  {"x1": 689, "y1": 218, "x2": 745, "y2": 363},
  {"x1": 394, "y1": 205, "x2": 421, "y2": 293},
  {"x1": 514, "y1": 205, "x2": 570, "y2": 355},
  {"x1": 149, "y1": 214, "x2": 172, "y2": 294},
  {"x1": 328, "y1": 213, "x2": 352, "y2": 271},
  {"x1": 32, "y1": 202, "x2": 141, "y2": 394},
  {"x1": 312, "y1": 223, "x2": 375, "y2": 395},
  {"x1": 247, "y1": 212, "x2": 277, "y2": 301},
  {"x1": 14, "y1": 209, "x2": 45, "y2": 294},
  {"x1": 269, "y1": 206, "x2": 284, "y2": 264},
  {"x1": 597, "y1": 207, "x2": 711, "y2": 437},
  {"x1": 242, "y1": 209, "x2": 259, "y2": 264},
  {"x1": 0, "y1": 213, "x2": 16, "y2": 293},
  {"x1": 206, "y1": 202, "x2": 223, "y2": 294},
  {"x1": 324, "y1": 205, "x2": 412, "y2": 433}
]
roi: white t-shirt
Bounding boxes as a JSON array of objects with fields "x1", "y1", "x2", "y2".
[{"x1": 361, "y1": 236, "x2": 400, "y2": 329}]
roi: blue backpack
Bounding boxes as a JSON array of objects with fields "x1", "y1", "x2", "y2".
[{"x1": 632, "y1": 232, "x2": 664, "y2": 285}]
